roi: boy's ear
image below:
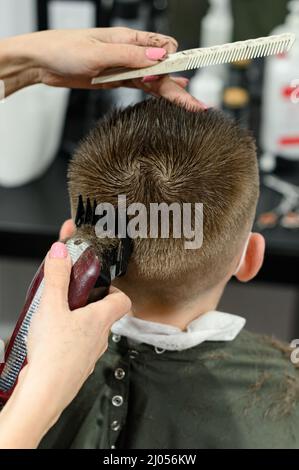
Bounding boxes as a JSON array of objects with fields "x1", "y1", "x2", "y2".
[{"x1": 235, "y1": 233, "x2": 265, "y2": 283}]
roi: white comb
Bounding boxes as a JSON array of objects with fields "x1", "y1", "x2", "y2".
[{"x1": 92, "y1": 33, "x2": 296, "y2": 85}]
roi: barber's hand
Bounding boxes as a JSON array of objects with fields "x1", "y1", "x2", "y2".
[
  {"x1": 25, "y1": 241, "x2": 131, "y2": 420},
  {"x1": 3, "y1": 28, "x2": 205, "y2": 109},
  {"x1": 0, "y1": 239, "x2": 130, "y2": 449}
]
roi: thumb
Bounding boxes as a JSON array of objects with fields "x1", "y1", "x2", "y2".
[
  {"x1": 42, "y1": 242, "x2": 72, "y2": 309},
  {"x1": 88, "y1": 287, "x2": 132, "y2": 328}
]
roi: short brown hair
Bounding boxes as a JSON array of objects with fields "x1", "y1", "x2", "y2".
[{"x1": 68, "y1": 99, "x2": 259, "y2": 302}]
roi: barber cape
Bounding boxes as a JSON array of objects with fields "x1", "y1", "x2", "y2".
[{"x1": 40, "y1": 311, "x2": 299, "y2": 449}]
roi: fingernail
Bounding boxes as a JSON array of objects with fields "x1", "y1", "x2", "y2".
[
  {"x1": 50, "y1": 242, "x2": 68, "y2": 259},
  {"x1": 142, "y1": 75, "x2": 160, "y2": 83},
  {"x1": 194, "y1": 98, "x2": 209, "y2": 110},
  {"x1": 146, "y1": 47, "x2": 167, "y2": 61}
]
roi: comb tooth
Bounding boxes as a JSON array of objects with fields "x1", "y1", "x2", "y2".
[
  {"x1": 84, "y1": 197, "x2": 93, "y2": 225},
  {"x1": 75, "y1": 195, "x2": 85, "y2": 228},
  {"x1": 228, "y1": 46, "x2": 236, "y2": 62},
  {"x1": 269, "y1": 40, "x2": 276, "y2": 56},
  {"x1": 200, "y1": 52, "x2": 207, "y2": 67},
  {"x1": 194, "y1": 55, "x2": 201, "y2": 68},
  {"x1": 187, "y1": 54, "x2": 195, "y2": 69},
  {"x1": 262, "y1": 41, "x2": 269, "y2": 56},
  {"x1": 272, "y1": 39, "x2": 279, "y2": 55},
  {"x1": 244, "y1": 44, "x2": 253, "y2": 60},
  {"x1": 206, "y1": 50, "x2": 213, "y2": 67},
  {"x1": 189, "y1": 55, "x2": 197, "y2": 69},
  {"x1": 286, "y1": 37, "x2": 293, "y2": 51},
  {"x1": 282, "y1": 39, "x2": 288, "y2": 52},
  {"x1": 187, "y1": 57, "x2": 195, "y2": 70},
  {"x1": 274, "y1": 41, "x2": 280, "y2": 56},
  {"x1": 224, "y1": 47, "x2": 233, "y2": 63},
  {"x1": 276, "y1": 39, "x2": 284, "y2": 55},
  {"x1": 248, "y1": 44, "x2": 255, "y2": 58},
  {"x1": 204, "y1": 52, "x2": 211, "y2": 67},
  {"x1": 265, "y1": 43, "x2": 271, "y2": 56},
  {"x1": 205, "y1": 51, "x2": 211, "y2": 66},
  {"x1": 211, "y1": 50, "x2": 219, "y2": 65},
  {"x1": 266, "y1": 40, "x2": 275, "y2": 55},
  {"x1": 227, "y1": 47, "x2": 236, "y2": 63},
  {"x1": 283, "y1": 38, "x2": 288, "y2": 51},
  {"x1": 233, "y1": 45, "x2": 242, "y2": 62},
  {"x1": 186, "y1": 59, "x2": 194, "y2": 70},
  {"x1": 193, "y1": 54, "x2": 202, "y2": 69},
  {"x1": 256, "y1": 43, "x2": 264, "y2": 57},
  {"x1": 219, "y1": 48, "x2": 228, "y2": 65},
  {"x1": 191, "y1": 53, "x2": 201, "y2": 69},
  {"x1": 237, "y1": 45, "x2": 245, "y2": 60},
  {"x1": 251, "y1": 45, "x2": 259, "y2": 59},
  {"x1": 255, "y1": 42, "x2": 264, "y2": 58},
  {"x1": 258, "y1": 42, "x2": 267, "y2": 58},
  {"x1": 278, "y1": 38, "x2": 285, "y2": 52},
  {"x1": 198, "y1": 53, "x2": 205, "y2": 67},
  {"x1": 213, "y1": 50, "x2": 220, "y2": 64},
  {"x1": 273, "y1": 39, "x2": 279, "y2": 54},
  {"x1": 229, "y1": 42, "x2": 239, "y2": 61}
]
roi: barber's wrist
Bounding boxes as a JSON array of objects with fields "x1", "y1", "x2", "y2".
[
  {"x1": 10, "y1": 365, "x2": 61, "y2": 428},
  {"x1": 0, "y1": 366, "x2": 61, "y2": 448},
  {"x1": 18, "y1": 363, "x2": 62, "y2": 417},
  {"x1": 0, "y1": 34, "x2": 41, "y2": 96}
]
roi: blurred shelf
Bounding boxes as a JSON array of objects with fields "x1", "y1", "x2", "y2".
[
  {"x1": 255, "y1": 170, "x2": 299, "y2": 286},
  {"x1": 0, "y1": 154, "x2": 70, "y2": 259}
]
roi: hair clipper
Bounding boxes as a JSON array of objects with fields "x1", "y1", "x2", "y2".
[{"x1": 0, "y1": 197, "x2": 132, "y2": 405}]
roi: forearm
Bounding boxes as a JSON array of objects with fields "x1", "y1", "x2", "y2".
[
  {"x1": 0, "y1": 366, "x2": 60, "y2": 449},
  {"x1": 0, "y1": 34, "x2": 41, "y2": 97}
]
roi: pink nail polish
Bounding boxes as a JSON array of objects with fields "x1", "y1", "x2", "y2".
[
  {"x1": 146, "y1": 47, "x2": 167, "y2": 61},
  {"x1": 50, "y1": 242, "x2": 68, "y2": 259},
  {"x1": 142, "y1": 75, "x2": 160, "y2": 83},
  {"x1": 195, "y1": 99, "x2": 209, "y2": 110}
]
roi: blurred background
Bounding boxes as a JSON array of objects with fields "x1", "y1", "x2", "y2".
[{"x1": 0, "y1": 0, "x2": 298, "y2": 342}]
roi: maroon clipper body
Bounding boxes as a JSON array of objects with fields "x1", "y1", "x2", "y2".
[{"x1": 0, "y1": 239, "x2": 101, "y2": 404}]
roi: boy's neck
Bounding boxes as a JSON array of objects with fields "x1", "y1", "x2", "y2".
[{"x1": 129, "y1": 285, "x2": 224, "y2": 331}]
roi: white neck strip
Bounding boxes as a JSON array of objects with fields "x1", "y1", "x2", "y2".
[{"x1": 111, "y1": 311, "x2": 246, "y2": 351}]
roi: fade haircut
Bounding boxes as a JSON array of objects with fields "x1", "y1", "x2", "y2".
[{"x1": 68, "y1": 99, "x2": 259, "y2": 303}]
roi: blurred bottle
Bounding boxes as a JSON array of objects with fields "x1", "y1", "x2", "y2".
[
  {"x1": 222, "y1": 87, "x2": 250, "y2": 129},
  {"x1": 0, "y1": 0, "x2": 36, "y2": 37},
  {"x1": 110, "y1": 0, "x2": 145, "y2": 107},
  {"x1": 190, "y1": 0, "x2": 233, "y2": 109},
  {"x1": 190, "y1": 70, "x2": 223, "y2": 108},
  {"x1": 200, "y1": 0, "x2": 233, "y2": 80},
  {"x1": 260, "y1": 0, "x2": 299, "y2": 172},
  {"x1": 48, "y1": 0, "x2": 96, "y2": 29},
  {"x1": 0, "y1": 0, "x2": 70, "y2": 187}
]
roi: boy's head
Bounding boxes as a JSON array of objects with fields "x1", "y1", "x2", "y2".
[{"x1": 68, "y1": 99, "x2": 263, "y2": 306}]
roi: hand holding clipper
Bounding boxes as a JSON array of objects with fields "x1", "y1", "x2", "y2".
[{"x1": 0, "y1": 197, "x2": 132, "y2": 405}]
